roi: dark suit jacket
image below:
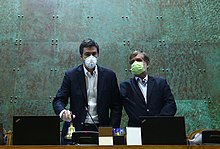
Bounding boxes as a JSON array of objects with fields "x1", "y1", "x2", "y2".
[
  {"x1": 53, "y1": 64, "x2": 122, "y2": 137},
  {"x1": 120, "y1": 76, "x2": 177, "y2": 127}
]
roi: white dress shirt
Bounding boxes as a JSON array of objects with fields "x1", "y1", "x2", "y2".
[
  {"x1": 135, "y1": 75, "x2": 148, "y2": 104},
  {"x1": 83, "y1": 65, "x2": 99, "y2": 124}
]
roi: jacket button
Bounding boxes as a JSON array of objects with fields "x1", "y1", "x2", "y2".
[
  {"x1": 146, "y1": 109, "x2": 150, "y2": 112},
  {"x1": 81, "y1": 122, "x2": 84, "y2": 125}
]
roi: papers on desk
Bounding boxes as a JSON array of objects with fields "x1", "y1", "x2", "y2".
[
  {"x1": 126, "y1": 127, "x2": 142, "y2": 145},
  {"x1": 99, "y1": 127, "x2": 113, "y2": 146},
  {"x1": 99, "y1": 136, "x2": 113, "y2": 145}
]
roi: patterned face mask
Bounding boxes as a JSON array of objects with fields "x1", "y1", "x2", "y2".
[{"x1": 130, "y1": 61, "x2": 145, "y2": 75}]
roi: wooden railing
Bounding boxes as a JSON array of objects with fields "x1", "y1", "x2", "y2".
[{"x1": 0, "y1": 145, "x2": 220, "y2": 149}]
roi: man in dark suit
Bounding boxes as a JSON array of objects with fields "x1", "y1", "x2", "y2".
[
  {"x1": 53, "y1": 39, "x2": 122, "y2": 144},
  {"x1": 120, "y1": 50, "x2": 176, "y2": 127}
]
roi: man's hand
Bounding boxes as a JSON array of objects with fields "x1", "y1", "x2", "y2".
[{"x1": 61, "y1": 110, "x2": 76, "y2": 122}]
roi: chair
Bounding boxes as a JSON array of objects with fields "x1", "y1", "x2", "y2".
[
  {"x1": 188, "y1": 129, "x2": 220, "y2": 145},
  {"x1": 188, "y1": 129, "x2": 203, "y2": 140},
  {"x1": 188, "y1": 129, "x2": 203, "y2": 145},
  {"x1": 4, "y1": 130, "x2": 12, "y2": 145}
]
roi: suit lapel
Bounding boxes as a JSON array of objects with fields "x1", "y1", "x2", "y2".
[
  {"x1": 77, "y1": 65, "x2": 87, "y2": 104},
  {"x1": 147, "y1": 76, "x2": 155, "y2": 101},
  {"x1": 131, "y1": 77, "x2": 146, "y2": 104},
  {"x1": 97, "y1": 65, "x2": 104, "y2": 103}
]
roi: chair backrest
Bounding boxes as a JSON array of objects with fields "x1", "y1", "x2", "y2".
[
  {"x1": 188, "y1": 129, "x2": 203, "y2": 145},
  {"x1": 5, "y1": 130, "x2": 12, "y2": 145},
  {"x1": 188, "y1": 129, "x2": 203, "y2": 140}
]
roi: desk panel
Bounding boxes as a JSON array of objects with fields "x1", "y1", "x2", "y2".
[{"x1": 0, "y1": 146, "x2": 220, "y2": 149}]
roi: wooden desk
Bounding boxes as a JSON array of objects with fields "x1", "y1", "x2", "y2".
[{"x1": 0, "y1": 146, "x2": 220, "y2": 149}]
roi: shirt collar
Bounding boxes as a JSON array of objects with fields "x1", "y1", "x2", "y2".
[
  {"x1": 83, "y1": 65, "x2": 98, "y2": 77},
  {"x1": 135, "y1": 75, "x2": 148, "y2": 84}
]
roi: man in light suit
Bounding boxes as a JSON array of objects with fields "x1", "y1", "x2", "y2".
[
  {"x1": 120, "y1": 50, "x2": 176, "y2": 127},
  {"x1": 53, "y1": 39, "x2": 122, "y2": 144}
]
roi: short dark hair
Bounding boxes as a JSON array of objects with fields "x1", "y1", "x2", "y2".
[
  {"x1": 129, "y1": 49, "x2": 150, "y2": 64},
  {"x1": 79, "y1": 38, "x2": 99, "y2": 55}
]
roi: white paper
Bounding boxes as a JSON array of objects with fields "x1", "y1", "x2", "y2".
[
  {"x1": 99, "y1": 136, "x2": 113, "y2": 146},
  {"x1": 126, "y1": 127, "x2": 142, "y2": 145}
]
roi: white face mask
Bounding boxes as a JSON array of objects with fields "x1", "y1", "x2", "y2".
[{"x1": 85, "y1": 55, "x2": 97, "y2": 69}]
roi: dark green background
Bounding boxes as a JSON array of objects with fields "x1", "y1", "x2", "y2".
[{"x1": 0, "y1": 0, "x2": 219, "y2": 136}]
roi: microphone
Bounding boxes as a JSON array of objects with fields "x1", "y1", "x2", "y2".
[{"x1": 85, "y1": 106, "x2": 99, "y2": 132}]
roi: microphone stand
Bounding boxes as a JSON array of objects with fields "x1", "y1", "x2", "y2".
[{"x1": 85, "y1": 106, "x2": 99, "y2": 132}]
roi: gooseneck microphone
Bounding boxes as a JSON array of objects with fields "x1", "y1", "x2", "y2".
[{"x1": 85, "y1": 106, "x2": 99, "y2": 132}]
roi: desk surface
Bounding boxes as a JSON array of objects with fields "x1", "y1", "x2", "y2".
[{"x1": 0, "y1": 146, "x2": 220, "y2": 149}]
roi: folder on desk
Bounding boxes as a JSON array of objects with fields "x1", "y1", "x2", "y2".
[{"x1": 126, "y1": 127, "x2": 142, "y2": 145}]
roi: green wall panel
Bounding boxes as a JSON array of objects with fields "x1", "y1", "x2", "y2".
[
  {"x1": 164, "y1": 44, "x2": 205, "y2": 100},
  {"x1": 55, "y1": 0, "x2": 127, "y2": 42},
  {"x1": 192, "y1": 0, "x2": 220, "y2": 43},
  {"x1": 0, "y1": 1, "x2": 19, "y2": 41},
  {"x1": 0, "y1": 0, "x2": 219, "y2": 135},
  {"x1": 126, "y1": 0, "x2": 161, "y2": 42},
  {"x1": 19, "y1": 0, "x2": 57, "y2": 42},
  {"x1": 159, "y1": 0, "x2": 195, "y2": 43},
  {"x1": 0, "y1": 98, "x2": 13, "y2": 132},
  {"x1": 56, "y1": 0, "x2": 88, "y2": 42},
  {"x1": 176, "y1": 100, "x2": 212, "y2": 135},
  {"x1": 14, "y1": 43, "x2": 56, "y2": 100},
  {"x1": 176, "y1": 99, "x2": 220, "y2": 135},
  {"x1": 199, "y1": 43, "x2": 220, "y2": 100},
  {"x1": 54, "y1": 42, "x2": 81, "y2": 69},
  {"x1": 98, "y1": 42, "x2": 130, "y2": 82}
]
